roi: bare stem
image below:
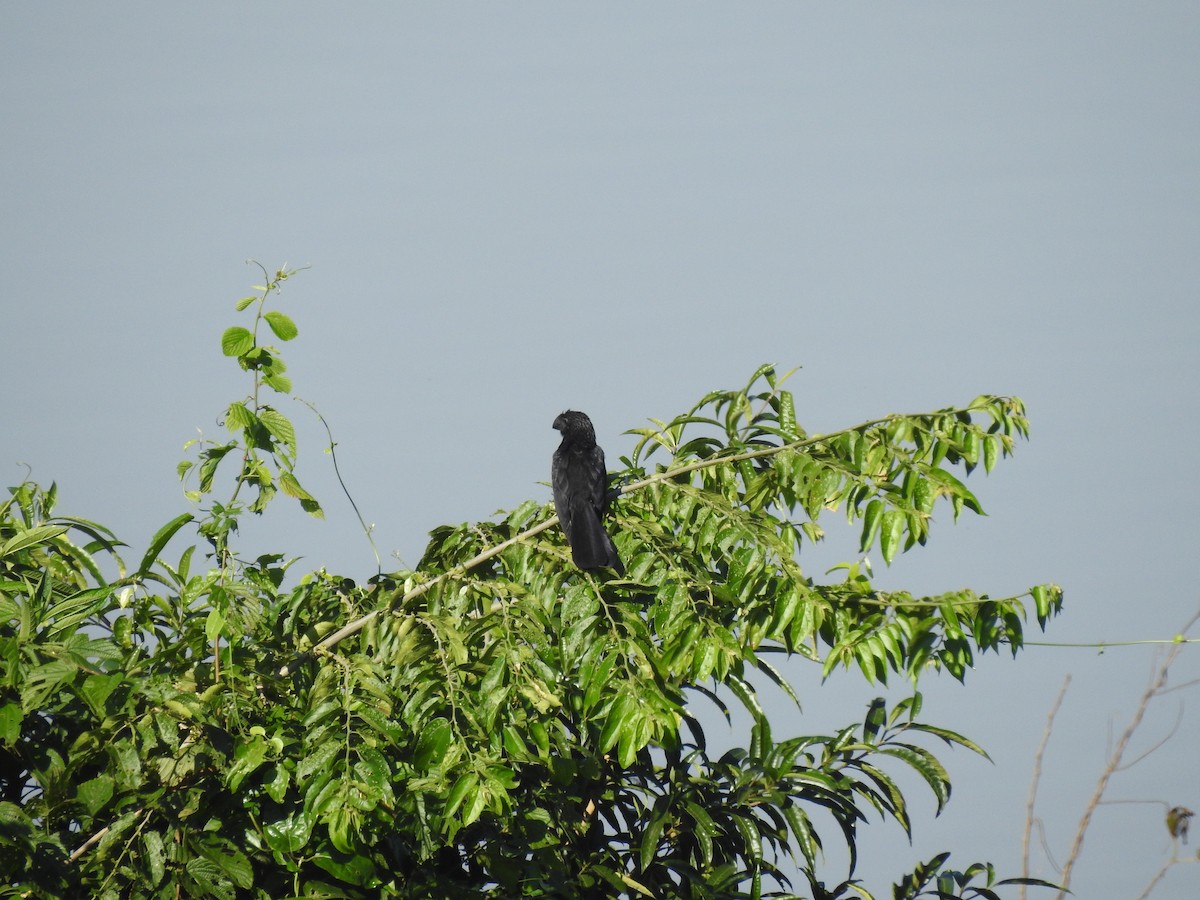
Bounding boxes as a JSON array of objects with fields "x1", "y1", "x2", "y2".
[{"x1": 1022, "y1": 675, "x2": 1071, "y2": 898}]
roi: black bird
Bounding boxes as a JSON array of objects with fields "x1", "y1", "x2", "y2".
[{"x1": 551, "y1": 410, "x2": 623, "y2": 573}]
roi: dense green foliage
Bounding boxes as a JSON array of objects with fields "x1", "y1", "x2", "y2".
[{"x1": 0, "y1": 269, "x2": 1062, "y2": 898}]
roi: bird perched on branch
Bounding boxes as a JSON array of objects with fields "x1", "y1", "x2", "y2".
[
  {"x1": 1167, "y1": 805, "x2": 1194, "y2": 843},
  {"x1": 551, "y1": 410, "x2": 623, "y2": 573}
]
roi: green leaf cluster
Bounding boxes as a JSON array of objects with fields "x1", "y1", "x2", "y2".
[{"x1": 0, "y1": 278, "x2": 1062, "y2": 898}]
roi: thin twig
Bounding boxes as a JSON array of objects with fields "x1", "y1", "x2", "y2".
[
  {"x1": 1158, "y1": 675, "x2": 1200, "y2": 695},
  {"x1": 1022, "y1": 675, "x2": 1070, "y2": 898},
  {"x1": 1025, "y1": 638, "x2": 1200, "y2": 649},
  {"x1": 67, "y1": 824, "x2": 111, "y2": 863},
  {"x1": 1118, "y1": 703, "x2": 1184, "y2": 771},
  {"x1": 1135, "y1": 859, "x2": 1174, "y2": 900},
  {"x1": 67, "y1": 805, "x2": 149, "y2": 864},
  {"x1": 296, "y1": 396, "x2": 382, "y2": 575}
]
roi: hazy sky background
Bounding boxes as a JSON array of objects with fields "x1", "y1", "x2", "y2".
[{"x1": 3, "y1": 5, "x2": 1198, "y2": 897}]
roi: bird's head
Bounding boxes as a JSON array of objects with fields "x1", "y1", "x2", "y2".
[{"x1": 553, "y1": 409, "x2": 596, "y2": 441}]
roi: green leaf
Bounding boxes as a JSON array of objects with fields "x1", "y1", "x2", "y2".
[
  {"x1": 913, "y1": 477, "x2": 935, "y2": 514},
  {"x1": 0, "y1": 705, "x2": 20, "y2": 745},
  {"x1": 143, "y1": 830, "x2": 166, "y2": 886},
  {"x1": 263, "y1": 310, "x2": 299, "y2": 341},
  {"x1": 355, "y1": 747, "x2": 393, "y2": 796},
  {"x1": 415, "y1": 717, "x2": 453, "y2": 770},
  {"x1": 445, "y1": 772, "x2": 478, "y2": 819},
  {"x1": 76, "y1": 774, "x2": 114, "y2": 815},
  {"x1": 983, "y1": 434, "x2": 1000, "y2": 473},
  {"x1": 879, "y1": 509, "x2": 905, "y2": 565},
  {"x1": 860, "y1": 498, "x2": 884, "y2": 553},
  {"x1": 43, "y1": 587, "x2": 112, "y2": 640},
  {"x1": 80, "y1": 674, "x2": 123, "y2": 717},
  {"x1": 197, "y1": 837, "x2": 254, "y2": 890},
  {"x1": 225, "y1": 401, "x2": 255, "y2": 432},
  {"x1": 639, "y1": 800, "x2": 668, "y2": 873},
  {"x1": 620, "y1": 873, "x2": 656, "y2": 897},
  {"x1": 221, "y1": 326, "x2": 254, "y2": 357},
  {"x1": 205, "y1": 606, "x2": 225, "y2": 643},
  {"x1": 136, "y1": 513, "x2": 194, "y2": 577},
  {"x1": 0, "y1": 524, "x2": 68, "y2": 559},
  {"x1": 227, "y1": 736, "x2": 269, "y2": 792},
  {"x1": 264, "y1": 810, "x2": 313, "y2": 853},
  {"x1": 312, "y1": 850, "x2": 379, "y2": 887},
  {"x1": 779, "y1": 390, "x2": 799, "y2": 439},
  {"x1": 259, "y1": 408, "x2": 296, "y2": 452},
  {"x1": 235, "y1": 295, "x2": 257, "y2": 311},
  {"x1": 879, "y1": 742, "x2": 952, "y2": 812},
  {"x1": 685, "y1": 801, "x2": 716, "y2": 866},
  {"x1": 599, "y1": 693, "x2": 632, "y2": 755},
  {"x1": 905, "y1": 722, "x2": 990, "y2": 758},
  {"x1": 279, "y1": 473, "x2": 315, "y2": 503},
  {"x1": 727, "y1": 674, "x2": 765, "y2": 721},
  {"x1": 263, "y1": 372, "x2": 293, "y2": 393},
  {"x1": 299, "y1": 496, "x2": 324, "y2": 518},
  {"x1": 21, "y1": 660, "x2": 78, "y2": 713},
  {"x1": 197, "y1": 443, "x2": 236, "y2": 492}
]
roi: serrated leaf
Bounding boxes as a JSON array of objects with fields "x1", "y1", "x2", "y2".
[
  {"x1": 235, "y1": 295, "x2": 257, "y2": 311},
  {"x1": 259, "y1": 409, "x2": 295, "y2": 451},
  {"x1": 225, "y1": 402, "x2": 255, "y2": 432},
  {"x1": 21, "y1": 659, "x2": 78, "y2": 713},
  {"x1": 296, "y1": 741, "x2": 340, "y2": 784},
  {"x1": 43, "y1": 587, "x2": 111, "y2": 640},
  {"x1": 221, "y1": 326, "x2": 254, "y2": 357},
  {"x1": 279, "y1": 473, "x2": 315, "y2": 502},
  {"x1": 263, "y1": 310, "x2": 298, "y2": 341},
  {"x1": 263, "y1": 373, "x2": 293, "y2": 394},
  {"x1": 80, "y1": 674, "x2": 123, "y2": 717},
  {"x1": 200, "y1": 838, "x2": 254, "y2": 889}
]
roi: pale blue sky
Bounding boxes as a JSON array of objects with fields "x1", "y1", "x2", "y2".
[{"x1": 3, "y1": 5, "x2": 1198, "y2": 896}]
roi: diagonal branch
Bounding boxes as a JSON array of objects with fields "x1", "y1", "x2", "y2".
[{"x1": 1022, "y1": 675, "x2": 1070, "y2": 898}]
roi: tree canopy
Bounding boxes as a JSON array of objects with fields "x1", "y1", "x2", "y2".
[{"x1": 0, "y1": 268, "x2": 1063, "y2": 898}]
